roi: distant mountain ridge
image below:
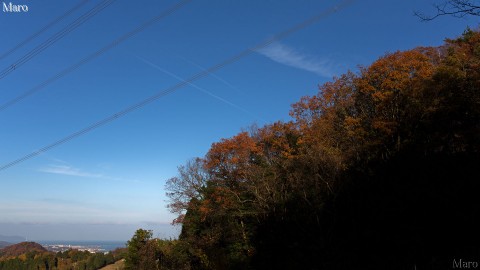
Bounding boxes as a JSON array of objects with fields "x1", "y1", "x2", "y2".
[
  {"x1": 0, "y1": 241, "x2": 11, "y2": 249},
  {"x1": 0, "y1": 234, "x2": 24, "y2": 243}
]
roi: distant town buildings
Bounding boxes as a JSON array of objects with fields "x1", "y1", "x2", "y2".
[{"x1": 43, "y1": 244, "x2": 106, "y2": 254}]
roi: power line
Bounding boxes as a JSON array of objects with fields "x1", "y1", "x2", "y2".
[
  {"x1": 0, "y1": 0, "x2": 355, "y2": 172},
  {"x1": 0, "y1": 0, "x2": 116, "y2": 80},
  {"x1": 0, "y1": 0, "x2": 90, "y2": 61},
  {"x1": 0, "y1": 0, "x2": 192, "y2": 112}
]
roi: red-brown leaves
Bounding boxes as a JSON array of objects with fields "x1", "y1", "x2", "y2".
[
  {"x1": 255, "y1": 121, "x2": 298, "y2": 161},
  {"x1": 205, "y1": 132, "x2": 259, "y2": 184}
]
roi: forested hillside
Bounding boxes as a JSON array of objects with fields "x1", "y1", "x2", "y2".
[
  {"x1": 0, "y1": 242, "x2": 47, "y2": 258},
  {"x1": 0, "y1": 242, "x2": 125, "y2": 270},
  {"x1": 125, "y1": 30, "x2": 480, "y2": 269}
]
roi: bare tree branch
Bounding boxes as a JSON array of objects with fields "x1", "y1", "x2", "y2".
[
  {"x1": 165, "y1": 157, "x2": 208, "y2": 224},
  {"x1": 415, "y1": 0, "x2": 480, "y2": 21}
]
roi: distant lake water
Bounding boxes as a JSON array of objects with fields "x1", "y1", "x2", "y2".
[{"x1": 38, "y1": 240, "x2": 126, "y2": 251}]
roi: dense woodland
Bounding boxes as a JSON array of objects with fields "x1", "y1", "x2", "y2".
[
  {"x1": 0, "y1": 242, "x2": 126, "y2": 270},
  {"x1": 124, "y1": 30, "x2": 480, "y2": 269}
]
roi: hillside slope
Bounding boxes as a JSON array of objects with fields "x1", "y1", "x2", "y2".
[{"x1": 0, "y1": 242, "x2": 47, "y2": 257}]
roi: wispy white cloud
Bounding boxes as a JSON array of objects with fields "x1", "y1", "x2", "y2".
[
  {"x1": 38, "y1": 164, "x2": 140, "y2": 183},
  {"x1": 40, "y1": 165, "x2": 103, "y2": 178},
  {"x1": 257, "y1": 42, "x2": 335, "y2": 77}
]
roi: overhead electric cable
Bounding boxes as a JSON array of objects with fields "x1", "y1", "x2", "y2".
[
  {"x1": 0, "y1": 0, "x2": 116, "y2": 80},
  {"x1": 0, "y1": 0, "x2": 355, "y2": 172},
  {"x1": 0, "y1": 0, "x2": 90, "y2": 61},
  {"x1": 0, "y1": 0, "x2": 192, "y2": 112}
]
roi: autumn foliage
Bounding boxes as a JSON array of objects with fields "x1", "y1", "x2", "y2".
[
  {"x1": 0, "y1": 242, "x2": 123, "y2": 270},
  {"x1": 155, "y1": 30, "x2": 480, "y2": 269}
]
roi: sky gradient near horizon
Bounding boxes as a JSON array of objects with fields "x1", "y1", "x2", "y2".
[{"x1": 0, "y1": 0, "x2": 476, "y2": 241}]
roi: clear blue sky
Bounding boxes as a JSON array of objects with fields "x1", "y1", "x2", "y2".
[{"x1": 0, "y1": 0, "x2": 476, "y2": 241}]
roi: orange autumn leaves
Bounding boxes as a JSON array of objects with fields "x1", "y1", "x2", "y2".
[
  {"x1": 168, "y1": 47, "x2": 443, "y2": 225},
  {"x1": 205, "y1": 132, "x2": 259, "y2": 185},
  {"x1": 290, "y1": 49, "x2": 438, "y2": 164}
]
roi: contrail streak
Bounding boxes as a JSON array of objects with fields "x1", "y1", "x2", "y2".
[{"x1": 138, "y1": 57, "x2": 265, "y2": 122}]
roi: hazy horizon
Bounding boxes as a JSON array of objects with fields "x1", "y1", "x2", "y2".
[{"x1": 0, "y1": 222, "x2": 180, "y2": 242}]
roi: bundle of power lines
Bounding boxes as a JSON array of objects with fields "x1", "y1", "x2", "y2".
[{"x1": 0, "y1": 0, "x2": 354, "y2": 172}]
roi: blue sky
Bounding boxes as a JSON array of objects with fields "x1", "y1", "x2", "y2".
[{"x1": 0, "y1": 0, "x2": 476, "y2": 241}]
